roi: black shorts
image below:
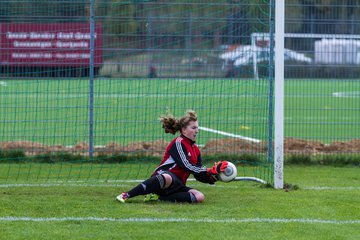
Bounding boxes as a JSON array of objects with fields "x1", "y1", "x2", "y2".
[{"x1": 154, "y1": 171, "x2": 192, "y2": 196}]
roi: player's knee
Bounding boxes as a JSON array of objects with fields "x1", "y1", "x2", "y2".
[
  {"x1": 190, "y1": 190, "x2": 205, "y2": 203},
  {"x1": 162, "y1": 173, "x2": 172, "y2": 189},
  {"x1": 195, "y1": 192, "x2": 205, "y2": 203}
]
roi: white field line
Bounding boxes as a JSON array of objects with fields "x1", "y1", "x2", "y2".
[
  {"x1": 303, "y1": 186, "x2": 360, "y2": 190},
  {"x1": 199, "y1": 126, "x2": 261, "y2": 143},
  {"x1": 0, "y1": 183, "x2": 134, "y2": 188},
  {"x1": 0, "y1": 183, "x2": 233, "y2": 189},
  {"x1": 332, "y1": 91, "x2": 360, "y2": 98},
  {"x1": 0, "y1": 182, "x2": 238, "y2": 188},
  {"x1": 0, "y1": 216, "x2": 359, "y2": 224}
]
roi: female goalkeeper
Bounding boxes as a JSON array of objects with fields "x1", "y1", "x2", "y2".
[{"x1": 116, "y1": 110, "x2": 228, "y2": 204}]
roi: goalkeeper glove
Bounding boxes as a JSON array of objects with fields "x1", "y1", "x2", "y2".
[{"x1": 208, "y1": 161, "x2": 229, "y2": 175}]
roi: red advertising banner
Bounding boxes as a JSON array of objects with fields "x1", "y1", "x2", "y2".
[{"x1": 0, "y1": 23, "x2": 103, "y2": 66}]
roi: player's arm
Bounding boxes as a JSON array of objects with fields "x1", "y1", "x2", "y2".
[
  {"x1": 192, "y1": 154, "x2": 217, "y2": 184},
  {"x1": 193, "y1": 171, "x2": 218, "y2": 184},
  {"x1": 168, "y1": 141, "x2": 207, "y2": 174}
]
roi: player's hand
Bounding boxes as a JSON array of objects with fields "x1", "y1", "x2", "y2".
[
  {"x1": 209, "y1": 173, "x2": 219, "y2": 183},
  {"x1": 208, "y1": 161, "x2": 229, "y2": 175}
]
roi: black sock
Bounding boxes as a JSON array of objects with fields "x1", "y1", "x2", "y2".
[
  {"x1": 159, "y1": 192, "x2": 196, "y2": 203},
  {"x1": 127, "y1": 175, "x2": 165, "y2": 198}
]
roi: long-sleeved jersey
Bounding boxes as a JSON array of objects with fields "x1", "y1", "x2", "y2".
[{"x1": 153, "y1": 134, "x2": 215, "y2": 185}]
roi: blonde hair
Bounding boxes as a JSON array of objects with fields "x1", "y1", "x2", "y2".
[{"x1": 159, "y1": 110, "x2": 198, "y2": 135}]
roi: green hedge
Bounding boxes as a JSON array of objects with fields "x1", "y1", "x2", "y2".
[{"x1": 1, "y1": 149, "x2": 359, "y2": 166}]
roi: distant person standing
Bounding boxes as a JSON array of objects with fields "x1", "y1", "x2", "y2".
[{"x1": 148, "y1": 65, "x2": 157, "y2": 78}]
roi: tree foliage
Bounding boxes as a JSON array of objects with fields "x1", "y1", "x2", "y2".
[{"x1": 0, "y1": 1, "x2": 359, "y2": 42}]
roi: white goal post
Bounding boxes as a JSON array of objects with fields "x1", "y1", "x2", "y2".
[{"x1": 274, "y1": 1, "x2": 284, "y2": 189}]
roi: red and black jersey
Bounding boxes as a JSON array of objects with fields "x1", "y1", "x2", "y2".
[{"x1": 153, "y1": 134, "x2": 215, "y2": 185}]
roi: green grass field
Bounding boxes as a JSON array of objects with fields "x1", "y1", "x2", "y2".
[
  {"x1": 0, "y1": 166, "x2": 359, "y2": 240},
  {"x1": 1, "y1": 78, "x2": 359, "y2": 147},
  {"x1": 1, "y1": 78, "x2": 359, "y2": 239}
]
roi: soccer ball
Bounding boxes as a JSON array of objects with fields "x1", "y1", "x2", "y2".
[{"x1": 218, "y1": 161, "x2": 237, "y2": 182}]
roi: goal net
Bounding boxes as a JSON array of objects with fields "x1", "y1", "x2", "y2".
[{"x1": 0, "y1": 1, "x2": 275, "y2": 186}]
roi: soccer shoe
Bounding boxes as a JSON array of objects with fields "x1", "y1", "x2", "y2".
[
  {"x1": 143, "y1": 193, "x2": 159, "y2": 202},
  {"x1": 116, "y1": 192, "x2": 129, "y2": 203}
]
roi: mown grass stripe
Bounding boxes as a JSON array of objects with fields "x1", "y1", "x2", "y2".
[{"x1": 0, "y1": 216, "x2": 359, "y2": 225}]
